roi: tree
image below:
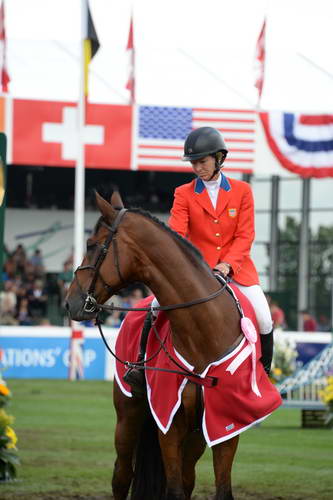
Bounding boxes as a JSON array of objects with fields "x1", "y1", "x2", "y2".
[
  {"x1": 276, "y1": 216, "x2": 333, "y2": 330},
  {"x1": 276, "y1": 216, "x2": 300, "y2": 329}
]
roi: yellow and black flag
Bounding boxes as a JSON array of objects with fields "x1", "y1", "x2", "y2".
[{"x1": 84, "y1": 4, "x2": 100, "y2": 97}]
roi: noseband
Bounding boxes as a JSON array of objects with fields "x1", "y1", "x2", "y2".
[{"x1": 75, "y1": 208, "x2": 128, "y2": 313}]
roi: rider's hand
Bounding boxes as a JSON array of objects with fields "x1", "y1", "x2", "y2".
[{"x1": 215, "y1": 262, "x2": 231, "y2": 277}]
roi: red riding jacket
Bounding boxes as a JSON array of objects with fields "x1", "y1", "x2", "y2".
[{"x1": 168, "y1": 175, "x2": 259, "y2": 286}]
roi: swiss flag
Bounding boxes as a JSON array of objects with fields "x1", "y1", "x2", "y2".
[{"x1": 12, "y1": 99, "x2": 132, "y2": 169}]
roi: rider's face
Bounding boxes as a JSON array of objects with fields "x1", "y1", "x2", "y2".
[{"x1": 191, "y1": 156, "x2": 218, "y2": 181}]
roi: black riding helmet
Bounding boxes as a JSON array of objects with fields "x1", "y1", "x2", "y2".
[{"x1": 182, "y1": 127, "x2": 228, "y2": 165}]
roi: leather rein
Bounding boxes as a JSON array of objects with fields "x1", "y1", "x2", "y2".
[{"x1": 73, "y1": 207, "x2": 235, "y2": 388}]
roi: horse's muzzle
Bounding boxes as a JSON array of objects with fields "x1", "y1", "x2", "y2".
[{"x1": 65, "y1": 296, "x2": 98, "y2": 322}]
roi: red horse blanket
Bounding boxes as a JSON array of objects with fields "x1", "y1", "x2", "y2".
[{"x1": 114, "y1": 286, "x2": 282, "y2": 446}]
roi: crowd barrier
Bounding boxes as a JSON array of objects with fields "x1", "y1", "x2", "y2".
[{"x1": 0, "y1": 326, "x2": 332, "y2": 380}]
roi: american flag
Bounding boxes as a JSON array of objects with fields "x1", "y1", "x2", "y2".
[{"x1": 135, "y1": 106, "x2": 255, "y2": 173}]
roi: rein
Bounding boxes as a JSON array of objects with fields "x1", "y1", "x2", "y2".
[
  {"x1": 95, "y1": 277, "x2": 231, "y2": 389},
  {"x1": 98, "y1": 279, "x2": 228, "y2": 314},
  {"x1": 96, "y1": 316, "x2": 219, "y2": 388},
  {"x1": 74, "y1": 207, "x2": 233, "y2": 387}
]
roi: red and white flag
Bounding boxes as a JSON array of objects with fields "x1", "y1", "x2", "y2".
[
  {"x1": 0, "y1": 1, "x2": 10, "y2": 93},
  {"x1": 126, "y1": 15, "x2": 135, "y2": 104},
  {"x1": 12, "y1": 99, "x2": 132, "y2": 168},
  {"x1": 254, "y1": 19, "x2": 266, "y2": 103},
  {"x1": 68, "y1": 324, "x2": 85, "y2": 380}
]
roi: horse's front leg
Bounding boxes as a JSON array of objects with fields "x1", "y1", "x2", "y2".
[
  {"x1": 182, "y1": 431, "x2": 207, "y2": 499},
  {"x1": 158, "y1": 408, "x2": 188, "y2": 500},
  {"x1": 212, "y1": 435, "x2": 239, "y2": 500},
  {"x1": 111, "y1": 382, "x2": 145, "y2": 500}
]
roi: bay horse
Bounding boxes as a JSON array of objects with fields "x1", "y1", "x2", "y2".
[{"x1": 65, "y1": 192, "x2": 250, "y2": 500}]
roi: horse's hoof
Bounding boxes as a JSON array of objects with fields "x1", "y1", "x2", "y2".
[{"x1": 123, "y1": 368, "x2": 146, "y2": 396}]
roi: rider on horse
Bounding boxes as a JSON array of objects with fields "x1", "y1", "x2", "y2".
[{"x1": 125, "y1": 127, "x2": 273, "y2": 391}]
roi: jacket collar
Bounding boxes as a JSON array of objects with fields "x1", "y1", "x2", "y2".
[
  {"x1": 193, "y1": 173, "x2": 232, "y2": 217},
  {"x1": 194, "y1": 173, "x2": 231, "y2": 194}
]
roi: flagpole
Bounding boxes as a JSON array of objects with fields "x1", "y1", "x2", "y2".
[
  {"x1": 69, "y1": 0, "x2": 88, "y2": 381},
  {"x1": 73, "y1": 0, "x2": 88, "y2": 271},
  {"x1": 126, "y1": 13, "x2": 138, "y2": 171}
]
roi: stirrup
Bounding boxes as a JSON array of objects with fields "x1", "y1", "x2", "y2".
[{"x1": 123, "y1": 367, "x2": 146, "y2": 396}]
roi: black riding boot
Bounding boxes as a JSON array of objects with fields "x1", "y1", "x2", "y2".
[
  {"x1": 123, "y1": 311, "x2": 152, "y2": 396},
  {"x1": 260, "y1": 329, "x2": 273, "y2": 376}
]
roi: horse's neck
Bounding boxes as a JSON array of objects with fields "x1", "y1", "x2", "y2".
[
  {"x1": 132, "y1": 219, "x2": 240, "y2": 369},
  {"x1": 136, "y1": 224, "x2": 217, "y2": 307}
]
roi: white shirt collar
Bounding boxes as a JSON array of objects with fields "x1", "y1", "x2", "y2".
[
  {"x1": 203, "y1": 173, "x2": 221, "y2": 190},
  {"x1": 202, "y1": 173, "x2": 221, "y2": 209}
]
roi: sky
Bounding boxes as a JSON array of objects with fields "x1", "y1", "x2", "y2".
[{"x1": 4, "y1": 0, "x2": 333, "y2": 112}]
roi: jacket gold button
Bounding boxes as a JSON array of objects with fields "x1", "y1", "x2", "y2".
[
  {"x1": 215, "y1": 233, "x2": 220, "y2": 237},
  {"x1": 214, "y1": 219, "x2": 219, "y2": 223},
  {"x1": 217, "y1": 246, "x2": 221, "y2": 250}
]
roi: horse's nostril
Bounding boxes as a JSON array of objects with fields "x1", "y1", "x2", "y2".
[{"x1": 65, "y1": 302, "x2": 70, "y2": 311}]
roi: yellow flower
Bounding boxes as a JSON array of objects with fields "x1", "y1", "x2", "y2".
[
  {"x1": 273, "y1": 367, "x2": 282, "y2": 376},
  {"x1": 5, "y1": 426, "x2": 17, "y2": 449},
  {"x1": 0, "y1": 409, "x2": 14, "y2": 427},
  {"x1": 320, "y1": 376, "x2": 333, "y2": 405},
  {"x1": 0, "y1": 383, "x2": 10, "y2": 397}
]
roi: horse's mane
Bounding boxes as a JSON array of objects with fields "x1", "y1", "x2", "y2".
[
  {"x1": 94, "y1": 208, "x2": 210, "y2": 272},
  {"x1": 129, "y1": 208, "x2": 206, "y2": 265}
]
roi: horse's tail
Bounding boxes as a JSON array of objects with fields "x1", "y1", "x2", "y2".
[{"x1": 130, "y1": 412, "x2": 166, "y2": 500}]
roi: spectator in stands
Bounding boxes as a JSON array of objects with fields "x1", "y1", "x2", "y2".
[
  {"x1": 57, "y1": 261, "x2": 74, "y2": 325},
  {"x1": 26, "y1": 279, "x2": 48, "y2": 320},
  {"x1": 22, "y1": 262, "x2": 38, "y2": 288},
  {"x1": 104, "y1": 294, "x2": 124, "y2": 327},
  {"x1": 29, "y1": 248, "x2": 45, "y2": 278},
  {"x1": 11, "y1": 244, "x2": 27, "y2": 277},
  {"x1": 57, "y1": 261, "x2": 74, "y2": 290},
  {"x1": 104, "y1": 286, "x2": 148, "y2": 327},
  {"x1": 3, "y1": 254, "x2": 16, "y2": 281},
  {"x1": 16, "y1": 297, "x2": 32, "y2": 326},
  {"x1": 317, "y1": 314, "x2": 331, "y2": 332},
  {"x1": 267, "y1": 296, "x2": 286, "y2": 329},
  {"x1": 64, "y1": 248, "x2": 74, "y2": 268},
  {"x1": 2, "y1": 242, "x2": 52, "y2": 324},
  {"x1": 300, "y1": 310, "x2": 317, "y2": 332},
  {"x1": 0, "y1": 280, "x2": 18, "y2": 325},
  {"x1": 128, "y1": 287, "x2": 145, "y2": 306}
]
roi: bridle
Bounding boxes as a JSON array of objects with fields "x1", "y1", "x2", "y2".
[
  {"x1": 74, "y1": 208, "x2": 128, "y2": 314},
  {"x1": 74, "y1": 207, "x2": 229, "y2": 316}
]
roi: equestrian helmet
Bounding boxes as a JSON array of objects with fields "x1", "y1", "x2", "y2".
[{"x1": 182, "y1": 127, "x2": 228, "y2": 163}]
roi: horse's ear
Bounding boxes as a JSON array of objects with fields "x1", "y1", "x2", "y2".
[
  {"x1": 95, "y1": 190, "x2": 116, "y2": 220},
  {"x1": 110, "y1": 190, "x2": 124, "y2": 209}
]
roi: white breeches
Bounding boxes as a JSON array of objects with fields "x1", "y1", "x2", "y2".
[
  {"x1": 151, "y1": 282, "x2": 273, "y2": 335},
  {"x1": 231, "y1": 280, "x2": 273, "y2": 335}
]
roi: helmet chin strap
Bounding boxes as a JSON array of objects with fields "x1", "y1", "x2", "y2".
[
  {"x1": 207, "y1": 164, "x2": 221, "y2": 181},
  {"x1": 207, "y1": 152, "x2": 225, "y2": 181}
]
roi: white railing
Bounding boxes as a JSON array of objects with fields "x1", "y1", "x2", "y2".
[{"x1": 277, "y1": 343, "x2": 333, "y2": 409}]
